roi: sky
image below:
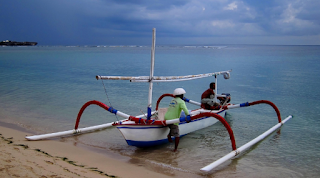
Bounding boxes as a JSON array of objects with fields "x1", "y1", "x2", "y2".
[{"x1": 1, "y1": 0, "x2": 320, "y2": 45}]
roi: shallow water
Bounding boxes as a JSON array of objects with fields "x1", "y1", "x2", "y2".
[{"x1": 1, "y1": 45, "x2": 320, "y2": 177}]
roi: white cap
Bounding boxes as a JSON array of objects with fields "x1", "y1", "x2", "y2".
[{"x1": 173, "y1": 88, "x2": 186, "y2": 96}]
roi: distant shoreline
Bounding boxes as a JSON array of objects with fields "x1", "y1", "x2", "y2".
[{"x1": 1, "y1": 40, "x2": 37, "y2": 46}]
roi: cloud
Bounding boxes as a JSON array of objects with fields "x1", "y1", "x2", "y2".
[
  {"x1": 1, "y1": 0, "x2": 320, "y2": 45},
  {"x1": 224, "y1": 2, "x2": 238, "y2": 10},
  {"x1": 269, "y1": 0, "x2": 320, "y2": 36}
]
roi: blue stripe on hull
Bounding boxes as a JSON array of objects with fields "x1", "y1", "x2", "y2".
[
  {"x1": 126, "y1": 139, "x2": 168, "y2": 147},
  {"x1": 126, "y1": 134, "x2": 187, "y2": 147}
]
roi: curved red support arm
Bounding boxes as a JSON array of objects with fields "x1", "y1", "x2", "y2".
[
  {"x1": 191, "y1": 112, "x2": 237, "y2": 150},
  {"x1": 222, "y1": 100, "x2": 282, "y2": 123},
  {"x1": 75, "y1": 100, "x2": 110, "y2": 130},
  {"x1": 249, "y1": 100, "x2": 282, "y2": 123},
  {"x1": 75, "y1": 100, "x2": 144, "y2": 129},
  {"x1": 155, "y1": 93, "x2": 174, "y2": 111}
]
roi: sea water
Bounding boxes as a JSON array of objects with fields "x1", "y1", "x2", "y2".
[{"x1": 1, "y1": 45, "x2": 320, "y2": 177}]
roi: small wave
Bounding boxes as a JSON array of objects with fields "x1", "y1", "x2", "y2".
[
  {"x1": 147, "y1": 160, "x2": 192, "y2": 173},
  {"x1": 182, "y1": 45, "x2": 227, "y2": 49},
  {"x1": 66, "y1": 46, "x2": 79, "y2": 47},
  {"x1": 203, "y1": 46, "x2": 227, "y2": 49}
]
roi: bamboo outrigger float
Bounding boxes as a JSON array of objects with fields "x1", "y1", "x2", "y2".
[{"x1": 26, "y1": 28, "x2": 292, "y2": 172}]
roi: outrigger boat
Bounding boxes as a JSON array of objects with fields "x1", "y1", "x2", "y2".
[{"x1": 26, "y1": 28, "x2": 292, "y2": 172}]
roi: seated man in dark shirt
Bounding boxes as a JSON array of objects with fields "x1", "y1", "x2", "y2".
[{"x1": 201, "y1": 82, "x2": 220, "y2": 110}]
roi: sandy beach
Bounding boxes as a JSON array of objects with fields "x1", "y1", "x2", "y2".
[{"x1": 0, "y1": 124, "x2": 173, "y2": 178}]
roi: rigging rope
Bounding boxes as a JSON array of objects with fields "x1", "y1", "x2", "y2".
[{"x1": 101, "y1": 80, "x2": 119, "y2": 121}]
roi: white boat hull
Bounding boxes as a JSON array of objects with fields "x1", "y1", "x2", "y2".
[{"x1": 116, "y1": 110, "x2": 226, "y2": 147}]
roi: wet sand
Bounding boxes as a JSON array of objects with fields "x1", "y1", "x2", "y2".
[{"x1": 0, "y1": 124, "x2": 173, "y2": 178}]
